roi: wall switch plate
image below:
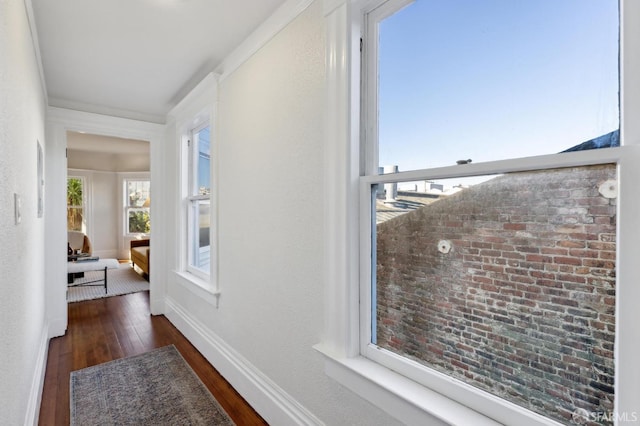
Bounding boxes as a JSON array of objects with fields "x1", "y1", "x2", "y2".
[{"x1": 14, "y1": 193, "x2": 21, "y2": 224}]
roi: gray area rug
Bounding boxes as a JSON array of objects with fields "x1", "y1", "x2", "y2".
[
  {"x1": 70, "y1": 345, "x2": 235, "y2": 425},
  {"x1": 67, "y1": 263, "x2": 149, "y2": 303}
]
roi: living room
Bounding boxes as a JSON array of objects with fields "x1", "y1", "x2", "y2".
[
  {"x1": 65, "y1": 131, "x2": 151, "y2": 301},
  {"x1": 66, "y1": 131, "x2": 150, "y2": 262}
]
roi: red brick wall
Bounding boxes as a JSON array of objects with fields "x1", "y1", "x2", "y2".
[{"x1": 375, "y1": 164, "x2": 616, "y2": 424}]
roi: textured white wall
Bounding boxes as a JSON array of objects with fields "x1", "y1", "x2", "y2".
[
  {"x1": 88, "y1": 172, "x2": 118, "y2": 257},
  {"x1": 165, "y1": 1, "x2": 400, "y2": 424},
  {"x1": 0, "y1": 0, "x2": 48, "y2": 424}
]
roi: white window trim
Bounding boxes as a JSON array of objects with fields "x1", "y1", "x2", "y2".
[
  {"x1": 173, "y1": 270, "x2": 220, "y2": 307},
  {"x1": 359, "y1": 150, "x2": 629, "y2": 426},
  {"x1": 316, "y1": 0, "x2": 640, "y2": 425},
  {"x1": 66, "y1": 175, "x2": 85, "y2": 220},
  {"x1": 170, "y1": 72, "x2": 219, "y2": 295},
  {"x1": 122, "y1": 175, "x2": 151, "y2": 237},
  {"x1": 67, "y1": 172, "x2": 91, "y2": 236},
  {"x1": 186, "y1": 121, "x2": 212, "y2": 280}
]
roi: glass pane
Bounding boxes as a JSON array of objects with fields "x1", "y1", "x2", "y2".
[
  {"x1": 67, "y1": 177, "x2": 84, "y2": 231},
  {"x1": 374, "y1": 164, "x2": 616, "y2": 423},
  {"x1": 128, "y1": 209, "x2": 150, "y2": 233},
  {"x1": 195, "y1": 126, "x2": 211, "y2": 196},
  {"x1": 67, "y1": 207, "x2": 83, "y2": 231},
  {"x1": 67, "y1": 177, "x2": 83, "y2": 207},
  {"x1": 127, "y1": 180, "x2": 150, "y2": 207},
  {"x1": 378, "y1": 0, "x2": 619, "y2": 172},
  {"x1": 190, "y1": 199, "x2": 210, "y2": 272}
]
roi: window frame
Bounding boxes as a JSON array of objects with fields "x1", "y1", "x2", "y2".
[
  {"x1": 359, "y1": 151, "x2": 624, "y2": 425},
  {"x1": 124, "y1": 177, "x2": 151, "y2": 236},
  {"x1": 316, "y1": 0, "x2": 640, "y2": 424},
  {"x1": 66, "y1": 175, "x2": 87, "y2": 233},
  {"x1": 171, "y1": 73, "x2": 218, "y2": 297},
  {"x1": 186, "y1": 121, "x2": 212, "y2": 281}
]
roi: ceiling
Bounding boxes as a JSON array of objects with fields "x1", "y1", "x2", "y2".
[
  {"x1": 67, "y1": 132, "x2": 149, "y2": 154},
  {"x1": 31, "y1": 0, "x2": 287, "y2": 124}
]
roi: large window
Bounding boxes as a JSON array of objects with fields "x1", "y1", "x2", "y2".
[
  {"x1": 125, "y1": 179, "x2": 150, "y2": 234},
  {"x1": 358, "y1": 0, "x2": 621, "y2": 424},
  {"x1": 67, "y1": 176, "x2": 85, "y2": 232},
  {"x1": 187, "y1": 123, "x2": 211, "y2": 277}
]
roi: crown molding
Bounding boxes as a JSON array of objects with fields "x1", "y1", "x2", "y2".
[
  {"x1": 48, "y1": 98, "x2": 166, "y2": 125},
  {"x1": 23, "y1": 0, "x2": 48, "y2": 105}
]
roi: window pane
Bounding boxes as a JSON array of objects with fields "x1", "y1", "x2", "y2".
[
  {"x1": 67, "y1": 177, "x2": 83, "y2": 207},
  {"x1": 67, "y1": 177, "x2": 84, "y2": 231},
  {"x1": 195, "y1": 126, "x2": 211, "y2": 196},
  {"x1": 378, "y1": 0, "x2": 619, "y2": 172},
  {"x1": 128, "y1": 209, "x2": 150, "y2": 233},
  {"x1": 190, "y1": 199, "x2": 210, "y2": 272},
  {"x1": 127, "y1": 180, "x2": 150, "y2": 207},
  {"x1": 67, "y1": 207, "x2": 83, "y2": 231},
  {"x1": 374, "y1": 164, "x2": 616, "y2": 423}
]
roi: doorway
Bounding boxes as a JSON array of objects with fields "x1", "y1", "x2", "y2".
[{"x1": 65, "y1": 131, "x2": 151, "y2": 302}]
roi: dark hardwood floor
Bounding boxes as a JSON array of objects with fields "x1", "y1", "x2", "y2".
[{"x1": 39, "y1": 291, "x2": 268, "y2": 425}]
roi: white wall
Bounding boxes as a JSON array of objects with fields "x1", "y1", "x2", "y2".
[
  {"x1": 162, "y1": 1, "x2": 401, "y2": 424},
  {"x1": 90, "y1": 172, "x2": 118, "y2": 257},
  {"x1": 66, "y1": 169, "x2": 120, "y2": 258},
  {"x1": 0, "y1": 0, "x2": 49, "y2": 424}
]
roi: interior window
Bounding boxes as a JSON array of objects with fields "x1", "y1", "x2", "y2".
[
  {"x1": 67, "y1": 176, "x2": 85, "y2": 232},
  {"x1": 187, "y1": 124, "x2": 211, "y2": 275},
  {"x1": 126, "y1": 179, "x2": 151, "y2": 234}
]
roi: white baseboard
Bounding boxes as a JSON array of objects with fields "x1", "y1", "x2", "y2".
[
  {"x1": 24, "y1": 324, "x2": 50, "y2": 426},
  {"x1": 164, "y1": 297, "x2": 323, "y2": 426}
]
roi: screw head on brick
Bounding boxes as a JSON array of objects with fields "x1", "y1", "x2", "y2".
[
  {"x1": 438, "y1": 240, "x2": 452, "y2": 254},
  {"x1": 571, "y1": 408, "x2": 589, "y2": 425},
  {"x1": 598, "y1": 180, "x2": 617, "y2": 198}
]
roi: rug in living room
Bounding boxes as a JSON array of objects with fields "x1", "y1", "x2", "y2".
[
  {"x1": 70, "y1": 345, "x2": 235, "y2": 425},
  {"x1": 67, "y1": 263, "x2": 149, "y2": 303}
]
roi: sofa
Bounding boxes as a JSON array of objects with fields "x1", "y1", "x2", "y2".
[{"x1": 130, "y1": 239, "x2": 150, "y2": 276}]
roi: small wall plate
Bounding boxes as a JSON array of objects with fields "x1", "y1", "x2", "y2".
[{"x1": 14, "y1": 193, "x2": 21, "y2": 225}]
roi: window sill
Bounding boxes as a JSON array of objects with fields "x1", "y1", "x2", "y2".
[
  {"x1": 127, "y1": 233, "x2": 150, "y2": 238},
  {"x1": 172, "y1": 270, "x2": 220, "y2": 307},
  {"x1": 313, "y1": 344, "x2": 503, "y2": 426}
]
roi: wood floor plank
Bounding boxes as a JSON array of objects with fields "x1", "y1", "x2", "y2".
[{"x1": 38, "y1": 292, "x2": 268, "y2": 425}]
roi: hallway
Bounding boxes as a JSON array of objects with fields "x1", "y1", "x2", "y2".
[{"x1": 38, "y1": 292, "x2": 267, "y2": 425}]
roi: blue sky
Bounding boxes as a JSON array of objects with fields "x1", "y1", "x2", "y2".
[
  {"x1": 378, "y1": 0, "x2": 619, "y2": 172},
  {"x1": 197, "y1": 126, "x2": 211, "y2": 192}
]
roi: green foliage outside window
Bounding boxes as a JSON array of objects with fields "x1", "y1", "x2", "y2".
[
  {"x1": 129, "y1": 210, "x2": 150, "y2": 233},
  {"x1": 67, "y1": 177, "x2": 84, "y2": 231},
  {"x1": 67, "y1": 178, "x2": 83, "y2": 205}
]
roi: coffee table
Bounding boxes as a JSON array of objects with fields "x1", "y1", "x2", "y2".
[{"x1": 67, "y1": 258, "x2": 119, "y2": 294}]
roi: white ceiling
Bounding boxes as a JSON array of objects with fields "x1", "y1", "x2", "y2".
[
  {"x1": 67, "y1": 131, "x2": 150, "y2": 154},
  {"x1": 32, "y1": 0, "x2": 287, "y2": 124}
]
